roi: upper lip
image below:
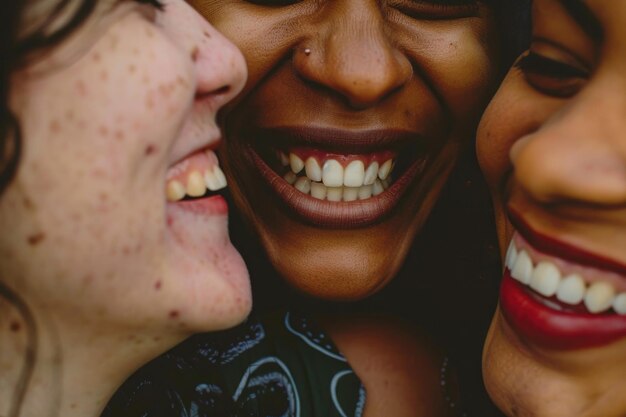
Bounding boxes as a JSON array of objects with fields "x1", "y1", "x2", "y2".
[
  {"x1": 250, "y1": 126, "x2": 425, "y2": 154},
  {"x1": 507, "y1": 207, "x2": 626, "y2": 277},
  {"x1": 168, "y1": 135, "x2": 222, "y2": 168}
]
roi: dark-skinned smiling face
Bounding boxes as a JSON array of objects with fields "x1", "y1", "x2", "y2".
[{"x1": 190, "y1": 0, "x2": 501, "y2": 300}]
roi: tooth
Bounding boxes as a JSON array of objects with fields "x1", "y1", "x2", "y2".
[
  {"x1": 505, "y1": 241, "x2": 518, "y2": 271},
  {"x1": 187, "y1": 171, "x2": 206, "y2": 197},
  {"x1": 310, "y1": 182, "x2": 327, "y2": 200},
  {"x1": 305, "y1": 157, "x2": 322, "y2": 182},
  {"x1": 204, "y1": 168, "x2": 223, "y2": 191},
  {"x1": 212, "y1": 166, "x2": 227, "y2": 190},
  {"x1": 280, "y1": 151, "x2": 289, "y2": 166},
  {"x1": 326, "y1": 187, "x2": 342, "y2": 202},
  {"x1": 613, "y1": 293, "x2": 626, "y2": 314},
  {"x1": 283, "y1": 171, "x2": 297, "y2": 185},
  {"x1": 584, "y1": 282, "x2": 616, "y2": 314},
  {"x1": 529, "y1": 262, "x2": 561, "y2": 297},
  {"x1": 358, "y1": 185, "x2": 373, "y2": 200},
  {"x1": 166, "y1": 180, "x2": 186, "y2": 202},
  {"x1": 344, "y1": 160, "x2": 365, "y2": 187},
  {"x1": 290, "y1": 153, "x2": 304, "y2": 173},
  {"x1": 511, "y1": 250, "x2": 533, "y2": 285},
  {"x1": 378, "y1": 159, "x2": 393, "y2": 180},
  {"x1": 294, "y1": 177, "x2": 311, "y2": 194},
  {"x1": 373, "y1": 179, "x2": 384, "y2": 196},
  {"x1": 364, "y1": 162, "x2": 379, "y2": 185},
  {"x1": 556, "y1": 274, "x2": 586, "y2": 305},
  {"x1": 343, "y1": 187, "x2": 359, "y2": 201},
  {"x1": 322, "y1": 159, "x2": 344, "y2": 187}
]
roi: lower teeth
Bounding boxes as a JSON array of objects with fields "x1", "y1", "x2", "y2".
[{"x1": 284, "y1": 173, "x2": 390, "y2": 201}]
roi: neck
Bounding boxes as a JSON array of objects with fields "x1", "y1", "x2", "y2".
[{"x1": 0, "y1": 300, "x2": 184, "y2": 417}]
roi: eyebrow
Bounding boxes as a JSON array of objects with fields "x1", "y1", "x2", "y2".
[{"x1": 558, "y1": 0, "x2": 603, "y2": 41}]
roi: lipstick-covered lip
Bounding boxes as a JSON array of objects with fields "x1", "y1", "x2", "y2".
[
  {"x1": 244, "y1": 126, "x2": 428, "y2": 228},
  {"x1": 499, "y1": 209, "x2": 626, "y2": 350},
  {"x1": 508, "y1": 207, "x2": 626, "y2": 276}
]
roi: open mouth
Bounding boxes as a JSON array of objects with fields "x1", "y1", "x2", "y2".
[
  {"x1": 166, "y1": 149, "x2": 228, "y2": 203},
  {"x1": 245, "y1": 127, "x2": 428, "y2": 228},
  {"x1": 499, "y1": 214, "x2": 626, "y2": 350}
]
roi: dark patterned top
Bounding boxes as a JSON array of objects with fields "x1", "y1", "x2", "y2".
[{"x1": 103, "y1": 310, "x2": 366, "y2": 417}]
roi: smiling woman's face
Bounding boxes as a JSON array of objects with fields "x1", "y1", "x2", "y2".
[
  {"x1": 0, "y1": 0, "x2": 250, "y2": 336},
  {"x1": 477, "y1": 0, "x2": 626, "y2": 415},
  {"x1": 189, "y1": 0, "x2": 500, "y2": 299}
]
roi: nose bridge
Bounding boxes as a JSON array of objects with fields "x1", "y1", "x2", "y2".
[
  {"x1": 513, "y1": 75, "x2": 626, "y2": 206},
  {"x1": 295, "y1": 0, "x2": 412, "y2": 108}
]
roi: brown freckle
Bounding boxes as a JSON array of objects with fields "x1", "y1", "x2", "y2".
[
  {"x1": 122, "y1": 246, "x2": 131, "y2": 255},
  {"x1": 110, "y1": 34, "x2": 119, "y2": 50},
  {"x1": 169, "y1": 310, "x2": 180, "y2": 319},
  {"x1": 145, "y1": 97, "x2": 154, "y2": 109},
  {"x1": 27, "y1": 232, "x2": 46, "y2": 246},
  {"x1": 49, "y1": 119, "x2": 61, "y2": 133},
  {"x1": 9, "y1": 321, "x2": 21, "y2": 332},
  {"x1": 154, "y1": 280, "x2": 162, "y2": 290},
  {"x1": 22, "y1": 197, "x2": 34, "y2": 210},
  {"x1": 145, "y1": 144, "x2": 157, "y2": 155},
  {"x1": 114, "y1": 130, "x2": 125, "y2": 141},
  {"x1": 191, "y1": 46, "x2": 200, "y2": 62},
  {"x1": 166, "y1": 215, "x2": 174, "y2": 227},
  {"x1": 100, "y1": 70, "x2": 108, "y2": 81},
  {"x1": 83, "y1": 274, "x2": 94, "y2": 285},
  {"x1": 76, "y1": 80, "x2": 87, "y2": 96},
  {"x1": 99, "y1": 192, "x2": 108, "y2": 202},
  {"x1": 203, "y1": 30, "x2": 211, "y2": 39},
  {"x1": 128, "y1": 64, "x2": 137, "y2": 74},
  {"x1": 77, "y1": 119, "x2": 87, "y2": 129},
  {"x1": 98, "y1": 125, "x2": 109, "y2": 136},
  {"x1": 146, "y1": 27, "x2": 154, "y2": 38},
  {"x1": 153, "y1": 336, "x2": 161, "y2": 342},
  {"x1": 65, "y1": 110, "x2": 75, "y2": 121},
  {"x1": 93, "y1": 52, "x2": 101, "y2": 62},
  {"x1": 70, "y1": 403, "x2": 77, "y2": 410}
]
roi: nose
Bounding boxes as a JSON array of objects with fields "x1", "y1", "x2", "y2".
[
  {"x1": 293, "y1": 0, "x2": 412, "y2": 109},
  {"x1": 511, "y1": 78, "x2": 626, "y2": 206}
]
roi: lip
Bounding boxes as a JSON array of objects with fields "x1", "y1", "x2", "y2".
[
  {"x1": 500, "y1": 209, "x2": 626, "y2": 350},
  {"x1": 245, "y1": 126, "x2": 427, "y2": 228}
]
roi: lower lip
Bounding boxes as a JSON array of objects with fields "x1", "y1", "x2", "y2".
[
  {"x1": 500, "y1": 272, "x2": 626, "y2": 350},
  {"x1": 166, "y1": 195, "x2": 228, "y2": 217},
  {"x1": 248, "y1": 146, "x2": 423, "y2": 228}
]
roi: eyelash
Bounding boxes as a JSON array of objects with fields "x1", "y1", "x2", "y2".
[
  {"x1": 394, "y1": 0, "x2": 480, "y2": 20},
  {"x1": 243, "y1": 0, "x2": 479, "y2": 11},
  {"x1": 135, "y1": 0, "x2": 165, "y2": 9},
  {"x1": 515, "y1": 51, "x2": 589, "y2": 98}
]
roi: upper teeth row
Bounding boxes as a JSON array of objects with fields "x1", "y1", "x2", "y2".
[
  {"x1": 282, "y1": 152, "x2": 394, "y2": 188},
  {"x1": 506, "y1": 240, "x2": 626, "y2": 315},
  {"x1": 166, "y1": 166, "x2": 227, "y2": 202},
  {"x1": 284, "y1": 171, "x2": 390, "y2": 201}
]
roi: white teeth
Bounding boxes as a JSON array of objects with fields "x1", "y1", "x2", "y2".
[
  {"x1": 187, "y1": 171, "x2": 207, "y2": 197},
  {"x1": 530, "y1": 262, "x2": 561, "y2": 297},
  {"x1": 310, "y1": 182, "x2": 327, "y2": 199},
  {"x1": 556, "y1": 274, "x2": 586, "y2": 305},
  {"x1": 358, "y1": 185, "x2": 373, "y2": 200},
  {"x1": 343, "y1": 187, "x2": 359, "y2": 202},
  {"x1": 584, "y1": 282, "x2": 616, "y2": 314},
  {"x1": 364, "y1": 162, "x2": 379, "y2": 185},
  {"x1": 166, "y1": 180, "x2": 186, "y2": 202},
  {"x1": 290, "y1": 153, "x2": 304, "y2": 174},
  {"x1": 294, "y1": 177, "x2": 311, "y2": 194},
  {"x1": 378, "y1": 159, "x2": 393, "y2": 180},
  {"x1": 280, "y1": 152, "x2": 289, "y2": 167},
  {"x1": 373, "y1": 179, "x2": 384, "y2": 196},
  {"x1": 511, "y1": 250, "x2": 533, "y2": 285},
  {"x1": 322, "y1": 160, "x2": 344, "y2": 187},
  {"x1": 283, "y1": 171, "x2": 297, "y2": 185},
  {"x1": 205, "y1": 166, "x2": 227, "y2": 191},
  {"x1": 505, "y1": 240, "x2": 518, "y2": 271},
  {"x1": 305, "y1": 157, "x2": 322, "y2": 182},
  {"x1": 326, "y1": 186, "x2": 342, "y2": 202},
  {"x1": 613, "y1": 293, "x2": 626, "y2": 315},
  {"x1": 344, "y1": 160, "x2": 365, "y2": 187}
]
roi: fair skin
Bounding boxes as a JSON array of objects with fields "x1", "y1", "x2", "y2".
[
  {"x1": 190, "y1": 0, "x2": 501, "y2": 300},
  {"x1": 478, "y1": 0, "x2": 626, "y2": 416},
  {"x1": 0, "y1": 1, "x2": 248, "y2": 416}
]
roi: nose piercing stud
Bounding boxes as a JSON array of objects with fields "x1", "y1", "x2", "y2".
[{"x1": 304, "y1": 48, "x2": 311, "y2": 56}]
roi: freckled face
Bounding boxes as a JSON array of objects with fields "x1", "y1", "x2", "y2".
[
  {"x1": 190, "y1": 0, "x2": 500, "y2": 300},
  {"x1": 478, "y1": 1, "x2": 626, "y2": 415},
  {"x1": 0, "y1": 0, "x2": 250, "y2": 334}
]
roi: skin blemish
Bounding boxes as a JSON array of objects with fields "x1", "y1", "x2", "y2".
[
  {"x1": 128, "y1": 64, "x2": 137, "y2": 74},
  {"x1": 9, "y1": 321, "x2": 21, "y2": 332},
  {"x1": 145, "y1": 96, "x2": 154, "y2": 109},
  {"x1": 93, "y1": 52, "x2": 101, "y2": 62},
  {"x1": 98, "y1": 125, "x2": 109, "y2": 137},
  {"x1": 191, "y1": 46, "x2": 200, "y2": 62},
  {"x1": 49, "y1": 120, "x2": 61, "y2": 133},
  {"x1": 145, "y1": 27, "x2": 154, "y2": 38},
  {"x1": 76, "y1": 80, "x2": 87, "y2": 96},
  {"x1": 65, "y1": 110, "x2": 75, "y2": 121},
  {"x1": 154, "y1": 280, "x2": 162, "y2": 290},
  {"x1": 22, "y1": 197, "x2": 34, "y2": 210},
  {"x1": 168, "y1": 310, "x2": 180, "y2": 319},
  {"x1": 166, "y1": 215, "x2": 174, "y2": 227},
  {"x1": 100, "y1": 70, "x2": 108, "y2": 81},
  {"x1": 27, "y1": 232, "x2": 46, "y2": 246},
  {"x1": 145, "y1": 144, "x2": 157, "y2": 155},
  {"x1": 114, "y1": 130, "x2": 125, "y2": 141}
]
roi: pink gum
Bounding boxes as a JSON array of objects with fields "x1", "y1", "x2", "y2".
[
  {"x1": 166, "y1": 150, "x2": 219, "y2": 183},
  {"x1": 286, "y1": 147, "x2": 396, "y2": 167}
]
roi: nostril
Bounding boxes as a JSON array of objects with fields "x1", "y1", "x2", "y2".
[{"x1": 195, "y1": 85, "x2": 231, "y2": 101}]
